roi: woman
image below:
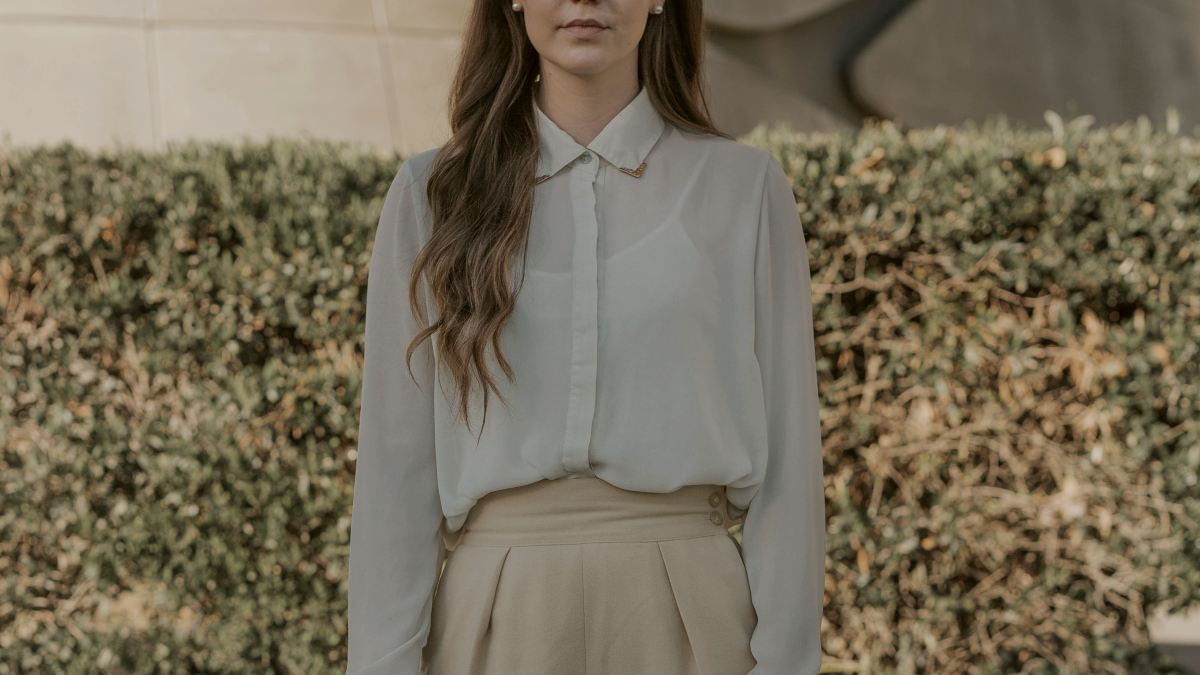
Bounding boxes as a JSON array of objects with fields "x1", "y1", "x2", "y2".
[{"x1": 345, "y1": 1, "x2": 826, "y2": 673}]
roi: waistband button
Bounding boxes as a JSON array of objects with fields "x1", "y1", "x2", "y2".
[
  {"x1": 709, "y1": 510, "x2": 724, "y2": 525},
  {"x1": 708, "y1": 491, "x2": 722, "y2": 507}
]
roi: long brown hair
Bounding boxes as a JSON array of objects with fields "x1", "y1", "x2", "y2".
[{"x1": 405, "y1": 0, "x2": 732, "y2": 432}]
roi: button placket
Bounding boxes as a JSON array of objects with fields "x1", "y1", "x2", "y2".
[{"x1": 560, "y1": 154, "x2": 601, "y2": 476}]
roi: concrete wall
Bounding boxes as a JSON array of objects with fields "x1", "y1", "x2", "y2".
[
  {"x1": 2, "y1": 0, "x2": 1196, "y2": 156},
  {"x1": 0, "y1": 0, "x2": 467, "y2": 153}
]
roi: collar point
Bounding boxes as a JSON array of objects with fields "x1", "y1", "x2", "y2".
[{"x1": 617, "y1": 160, "x2": 648, "y2": 178}]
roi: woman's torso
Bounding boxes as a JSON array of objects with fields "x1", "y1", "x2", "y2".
[{"x1": 404, "y1": 87, "x2": 780, "y2": 534}]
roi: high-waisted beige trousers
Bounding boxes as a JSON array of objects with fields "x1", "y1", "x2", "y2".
[{"x1": 421, "y1": 477, "x2": 757, "y2": 675}]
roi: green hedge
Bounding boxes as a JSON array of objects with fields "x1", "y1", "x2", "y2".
[{"x1": 1, "y1": 114, "x2": 1196, "y2": 674}]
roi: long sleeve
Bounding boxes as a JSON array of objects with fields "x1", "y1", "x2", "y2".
[
  {"x1": 346, "y1": 159, "x2": 445, "y2": 675},
  {"x1": 742, "y1": 154, "x2": 827, "y2": 675}
]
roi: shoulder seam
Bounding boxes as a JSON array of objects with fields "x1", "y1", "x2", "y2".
[{"x1": 395, "y1": 158, "x2": 421, "y2": 192}]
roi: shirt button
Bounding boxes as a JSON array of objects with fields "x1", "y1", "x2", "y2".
[
  {"x1": 709, "y1": 510, "x2": 724, "y2": 525},
  {"x1": 580, "y1": 151, "x2": 593, "y2": 164},
  {"x1": 708, "y1": 491, "x2": 722, "y2": 507}
]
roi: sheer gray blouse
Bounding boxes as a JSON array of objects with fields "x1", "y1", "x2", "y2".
[{"x1": 346, "y1": 85, "x2": 825, "y2": 675}]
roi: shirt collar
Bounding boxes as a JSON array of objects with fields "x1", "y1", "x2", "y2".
[{"x1": 534, "y1": 84, "x2": 666, "y2": 181}]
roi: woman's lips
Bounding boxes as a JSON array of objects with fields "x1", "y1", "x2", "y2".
[{"x1": 562, "y1": 24, "x2": 606, "y2": 37}]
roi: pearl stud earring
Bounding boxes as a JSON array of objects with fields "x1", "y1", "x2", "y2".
[
  {"x1": 512, "y1": 3, "x2": 521, "y2": 11},
  {"x1": 651, "y1": 4, "x2": 663, "y2": 14}
]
